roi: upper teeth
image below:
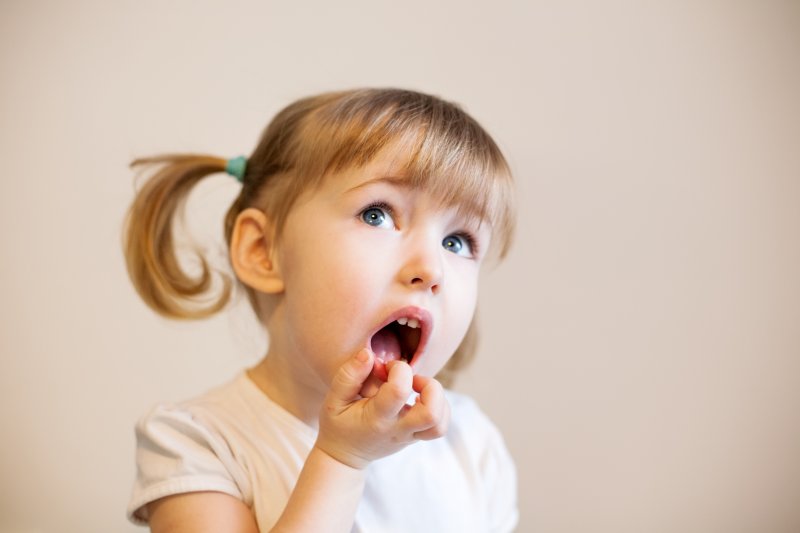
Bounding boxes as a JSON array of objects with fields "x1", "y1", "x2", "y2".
[{"x1": 397, "y1": 317, "x2": 419, "y2": 328}]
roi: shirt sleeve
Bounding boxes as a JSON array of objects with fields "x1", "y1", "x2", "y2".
[{"x1": 126, "y1": 403, "x2": 247, "y2": 525}]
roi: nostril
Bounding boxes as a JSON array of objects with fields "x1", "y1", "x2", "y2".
[{"x1": 410, "y1": 278, "x2": 439, "y2": 293}]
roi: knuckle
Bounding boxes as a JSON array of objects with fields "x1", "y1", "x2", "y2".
[
  {"x1": 417, "y1": 408, "x2": 437, "y2": 428},
  {"x1": 422, "y1": 421, "x2": 447, "y2": 439},
  {"x1": 426, "y1": 378, "x2": 443, "y2": 392},
  {"x1": 384, "y1": 382, "x2": 408, "y2": 401},
  {"x1": 367, "y1": 416, "x2": 386, "y2": 434},
  {"x1": 333, "y1": 368, "x2": 352, "y2": 386},
  {"x1": 430, "y1": 424, "x2": 446, "y2": 438}
]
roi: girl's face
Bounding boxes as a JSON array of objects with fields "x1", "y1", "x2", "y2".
[{"x1": 268, "y1": 149, "x2": 491, "y2": 395}]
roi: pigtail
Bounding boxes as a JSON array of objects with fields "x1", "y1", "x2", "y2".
[{"x1": 122, "y1": 154, "x2": 234, "y2": 320}]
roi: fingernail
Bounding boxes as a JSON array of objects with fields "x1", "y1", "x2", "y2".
[{"x1": 356, "y1": 349, "x2": 369, "y2": 363}]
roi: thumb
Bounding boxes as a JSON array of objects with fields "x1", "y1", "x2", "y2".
[{"x1": 327, "y1": 349, "x2": 374, "y2": 408}]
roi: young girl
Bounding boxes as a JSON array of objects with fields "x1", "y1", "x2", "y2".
[{"x1": 124, "y1": 88, "x2": 518, "y2": 532}]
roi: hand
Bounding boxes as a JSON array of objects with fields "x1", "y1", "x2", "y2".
[{"x1": 315, "y1": 348, "x2": 451, "y2": 470}]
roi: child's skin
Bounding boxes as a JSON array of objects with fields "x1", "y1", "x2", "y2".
[{"x1": 147, "y1": 147, "x2": 493, "y2": 532}]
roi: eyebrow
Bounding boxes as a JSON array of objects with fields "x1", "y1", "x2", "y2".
[
  {"x1": 344, "y1": 173, "x2": 490, "y2": 229},
  {"x1": 343, "y1": 175, "x2": 412, "y2": 194}
]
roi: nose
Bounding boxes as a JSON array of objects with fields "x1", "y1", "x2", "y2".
[{"x1": 398, "y1": 234, "x2": 443, "y2": 295}]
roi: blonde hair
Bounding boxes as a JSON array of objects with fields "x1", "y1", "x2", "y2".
[{"x1": 122, "y1": 88, "x2": 516, "y2": 386}]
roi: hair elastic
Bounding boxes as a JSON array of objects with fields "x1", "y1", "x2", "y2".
[{"x1": 225, "y1": 156, "x2": 247, "y2": 183}]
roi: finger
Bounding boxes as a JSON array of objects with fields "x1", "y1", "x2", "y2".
[
  {"x1": 402, "y1": 376, "x2": 446, "y2": 431},
  {"x1": 412, "y1": 374, "x2": 444, "y2": 410},
  {"x1": 358, "y1": 372, "x2": 384, "y2": 399},
  {"x1": 370, "y1": 360, "x2": 413, "y2": 419},
  {"x1": 411, "y1": 373, "x2": 435, "y2": 394},
  {"x1": 327, "y1": 349, "x2": 374, "y2": 409},
  {"x1": 413, "y1": 396, "x2": 450, "y2": 440}
]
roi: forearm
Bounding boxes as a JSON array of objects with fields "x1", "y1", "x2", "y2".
[
  {"x1": 270, "y1": 445, "x2": 367, "y2": 533},
  {"x1": 267, "y1": 355, "x2": 447, "y2": 532}
]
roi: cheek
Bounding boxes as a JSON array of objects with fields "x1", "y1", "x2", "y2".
[
  {"x1": 279, "y1": 233, "x2": 378, "y2": 346},
  {"x1": 449, "y1": 264, "x2": 480, "y2": 314},
  {"x1": 448, "y1": 290, "x2": 478, "y2": 349},
  {"x1": 434, "y1": 266, "x2": 481, "y2": 359}
]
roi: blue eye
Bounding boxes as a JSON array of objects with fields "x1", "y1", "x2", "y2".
[
  {"x1": 360, "y1": 204, "x2": 395, "y2": 229},
  {"x1": 443, "y1": 234, "x2": 470, "y2": 256},
  {"x1": 362, "y1": 208, "x2": 385, "y2": 226}
]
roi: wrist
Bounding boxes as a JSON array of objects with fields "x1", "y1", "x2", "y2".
[{"x1": 312, "y1": 440, "x2": 371, "y2": 471}]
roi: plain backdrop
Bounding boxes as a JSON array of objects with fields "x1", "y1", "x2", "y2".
[{"x1": 1, "y1": 1, "x2": 799, "y2": 532}]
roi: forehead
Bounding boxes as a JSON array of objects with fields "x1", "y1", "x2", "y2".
[
  {"x1": 289, "y1": 121, "x2": 514, "y2": 257},
  {"x1": 328, "y1": 145, "x2": 498, "y2": 224}
]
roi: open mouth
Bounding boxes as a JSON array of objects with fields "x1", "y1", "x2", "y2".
[{"x1": 369, "y1": 308, "x2": 432, "y2": 369}]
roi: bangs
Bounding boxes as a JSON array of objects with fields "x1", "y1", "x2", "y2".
[{"x1": 291, "y1": 89, "x2": 516, "y2": 258}]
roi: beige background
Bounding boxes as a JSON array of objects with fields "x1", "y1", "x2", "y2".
[{"x1": 1, "y1": 1, "x2": 799, "y2": 532}]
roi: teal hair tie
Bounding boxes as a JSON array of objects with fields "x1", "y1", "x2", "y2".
[{"x1": 225, "y1": 156, "x2": 247, "y2": 183}]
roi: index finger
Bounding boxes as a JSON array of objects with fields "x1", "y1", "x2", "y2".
[{"x1": 369, "y1": 360, "x2": 413, "y2": 419}]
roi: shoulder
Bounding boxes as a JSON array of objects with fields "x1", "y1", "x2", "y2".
[
  {"x1": 441, "y1": 388, "x2": 514, "y2": 468},
  {"x1": 133, "y1": 375, "x2": 239, "y2": 448},
  {"x1": 131, "y1": 371, "x2": 276, "y2": 478},
  {"x1": 443, "y1": 388, "x2": 483, "y2": 415},
  {"x1": 444, "y1": 389, "x2": 501, "y2": 439},
  {"x1": 128, "y1": 374, "x2": 256, "y2": 525},
  {"x1": 442, "y1": 389, "x2": 519, "y2": 532},
  {"x1": 129, "y1": 372, "x2": 316, "y2": 528},
  {"x1": 134, "y1": 371, "x2": 266, "y2": 433}
]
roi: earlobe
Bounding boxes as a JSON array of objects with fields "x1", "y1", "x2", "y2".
[{"x1": 229, "y1": 208, "x2": 285, "y2": 294}]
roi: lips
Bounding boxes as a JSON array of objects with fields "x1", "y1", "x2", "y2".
[{"x1": 367, "y1": 306, "x2": 432, "y2": 378}]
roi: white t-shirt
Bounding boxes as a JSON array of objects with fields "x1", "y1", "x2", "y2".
[{"x1": 127, "y1": 372, "x2": 518, "y2": 532}]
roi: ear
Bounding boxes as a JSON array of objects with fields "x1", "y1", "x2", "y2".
[{"x1": 230, "y1": 207, "x2": 285, "y2": 294}]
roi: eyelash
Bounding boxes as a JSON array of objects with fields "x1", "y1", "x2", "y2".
[
  {"x1": 362, "y1": 201, "x2": 395, "y2": 218},
  {"x1": 452, "y1": 231, "x2": 480, "y2": 257},
  {"x1": 358, "y1": 201, "x2": 481, "y2": 257}
]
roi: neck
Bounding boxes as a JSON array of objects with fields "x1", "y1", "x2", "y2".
[{"x1": 246, "y1": 348, "x2": 326, "y2": 429}]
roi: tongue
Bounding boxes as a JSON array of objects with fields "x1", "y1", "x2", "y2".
[{"x1": 370, "y1": 328, "x2": 402, "y2": 363}]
